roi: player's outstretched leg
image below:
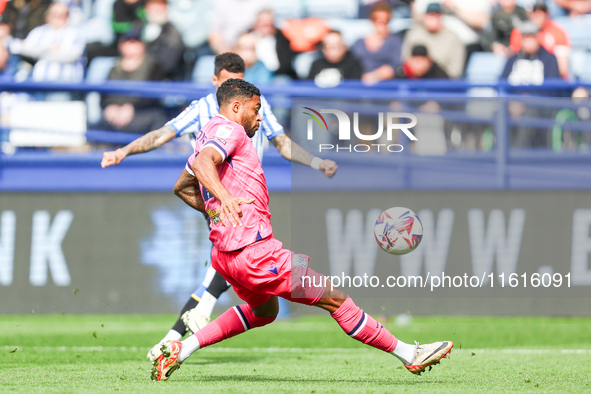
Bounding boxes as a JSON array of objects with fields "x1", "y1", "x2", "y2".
[
  {"x1": 151, "y1": 297, "x2": 278, "y2": 381},
  {"x1": 316, "y1": 284, "x2": 453, "y2": 375},
  {"x1": 147, "y1": 267, "x2": 231, "y2": 362}
]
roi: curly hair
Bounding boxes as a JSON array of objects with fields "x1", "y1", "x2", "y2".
[{"x1": 216, "y1": 78, "x2": 261, "y2": 108}]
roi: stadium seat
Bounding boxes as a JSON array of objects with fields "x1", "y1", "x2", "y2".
[
  {"x1": 326, "y1": 17, "x2": 412, "y2": 47},
  {"x1": 326, "y1": 19, "x2": 373, "y2": 46},
  {"x1": 305, "y1": 0, "x2": 359, "y2": 19},
  {"x1": 273, "y1": 0, "x2": 303, "y2": 22},
  {"x1": 81, "y1": 0, "x2": 116, "y2": 45},
  {"x1": 389, "y1": 17, "x2": 413, "y2": 34},
  {"x1": 465, "y1": 52, "x2": 507, "y2": 83},
  {"x1": 192, "y1": 55, "x2": 216, "y2": 84},
  {"x1": 292, "y1": 51, "x2": 320, "y2": 79},
  {"x1": 86, "y1": 56, "x2": 117, "y2": 83},
  {"x1": 85, "y1": 56, "x2": 117, "y2": 125},
  {"x1": 569, "y1": 50, "x2": 591, "y2": 81},
  {"x1": 554, "y1": 15, "x2": 591, "y2": 51}
]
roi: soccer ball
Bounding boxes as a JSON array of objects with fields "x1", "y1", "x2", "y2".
[{"x1": 374, "y1": 207, "x2": 423, "y2": 255}]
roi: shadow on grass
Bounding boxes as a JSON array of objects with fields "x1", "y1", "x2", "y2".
[
  {"x1": 178, "y1": 374, "x2": 448, "y2": 386},
  {"x1": 185, "y1": 356, "x2": 258, "y2": 365}
]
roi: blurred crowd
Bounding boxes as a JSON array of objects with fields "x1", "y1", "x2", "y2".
[
  {"x1": 0, "y1": 0, "x2": 590, "y2": 151},
  {"x1": 0, "y1": 0, "x2": 590, "y2": 87}
]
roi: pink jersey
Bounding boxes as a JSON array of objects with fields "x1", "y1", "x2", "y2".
[{"x1": 187, "y1": 114, "x2": 273, "y2": 252}]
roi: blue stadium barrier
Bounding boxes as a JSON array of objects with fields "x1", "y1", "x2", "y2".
[{"x1": 0, "y1": 79, "x2": 590, "y2": 192}]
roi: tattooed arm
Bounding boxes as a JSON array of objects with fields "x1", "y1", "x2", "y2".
[
  {"x1": 270, "y1": 133, "x2": 338, "y2": 178},
  {"x1": 173, "y1": 168, "x2": 206, "y2": 213},
  {"x1": 101, "y1": 125, "x2": 177, "y2": 168}
]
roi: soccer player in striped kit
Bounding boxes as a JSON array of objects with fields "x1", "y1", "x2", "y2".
[
  {"x1": 101, "y1": 53, "x2": 338, "y2": 362},
  {"x1": 151, "y1": 79, "x2": 453, "y2": 381}
]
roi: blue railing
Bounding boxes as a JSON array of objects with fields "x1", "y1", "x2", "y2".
[{"x1": 0, "y1": 79, "x2": 590, "y2": 192}]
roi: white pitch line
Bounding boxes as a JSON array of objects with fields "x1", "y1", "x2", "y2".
[{"x1": 4, "y1": 346, "x2": 591, "y2": 354}]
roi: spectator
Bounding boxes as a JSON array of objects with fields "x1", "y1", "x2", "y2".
[
  {"x1": 111, "y1": 0, "x2": 145, "y2": 40},
  {"x1": 100, "y1": 29, "x2": 167, "y2": 132},
  {"x1": 502, "y1": 21, "x2": 560, "y2": 85},
  {"x1": 351, "y1": 3, "x2": 403, "y2": 84},
  {"x1": 0, "y1": 15, "x2": 15, "y2": 79},
  {"x1": 359, "y1": 0, "x2": 402, "y2": 18},
  {"x1": 402, "y1": 3, "x2": 465, "y2": 78},
  {"x1": 208, "y1": 0, "x2": 271, "y2": 54},
  {"x1": 308, "y1": 30, "x2": 362, "y2": 87},
  {"x1": 490, "y1": 0, "x2": 528, "y2": 56},
  {"x1": 509, "y1": 1, "x2": 570, "y2": 78},
  {"x1": 9, "y1": 2, "x2": 84, "y2": 82},
  {"x1": 0, "y1": 0, "x2": 51, "y2": 40},
  {"x1": 86, "y1": 0, "x2": 145, "y2": 64},
  {"x1": 413, "y1": 0, "x2": 491, "y2": 61},
  {"x1": 234, "y1": 32, "x2": 272, "y2": 85},
  {"x1": 251, "y1": 9, "x2": 297, "y2": 79},
  {"x1": 0, "y1": 43, "x2": 14, "y2": 79},
  {"x1": 397, "y1": 45, "x2": 449, "y2": 79},
  {"x1": 142, "y1": 0, "x2": 185, "y2": 80}
]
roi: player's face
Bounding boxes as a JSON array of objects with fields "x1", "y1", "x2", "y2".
[
  {"x1": 240, "y1": 96, "x2": 262, "y2": 138},
  {"x1": 212, "y1": 70, "x2": 245, "y2": 89}
]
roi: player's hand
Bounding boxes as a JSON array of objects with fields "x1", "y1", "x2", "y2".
[
  {"x1": 319, "y1": 159, "x2": 338, "y2": 178},
  {"x1": 219, "y1": 196, "x2": 255, "y2": 228},
  {"x1": 101, "y1": 149, "x2": 126, "y2": 168}
]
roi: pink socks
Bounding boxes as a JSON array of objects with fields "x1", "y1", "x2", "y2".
[
  {"x1": 195, "y1": 305, "x2": 275, "y2": 349},
  {"x1": 180, "y1": 304, "x2": 275, "y2": 362},
  {"x1": 330, "y1": 298, "x2": 398, "y2": 353}
]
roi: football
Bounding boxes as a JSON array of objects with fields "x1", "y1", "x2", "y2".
[{"x1": 374, "y1": 207, "x2": 423, "y2": 255}]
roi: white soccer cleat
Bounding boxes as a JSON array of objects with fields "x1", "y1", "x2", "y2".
[
  {"x1": 147, "y1": 343, "x2": 163, "y2": 363},
  {"x1": 181, "y1": 308, "x2": 210, "y2": 334},
  {"x1": 151, "y1": 340, "x2": 182, "y2": 381},
  {"x1": 405, "y1": 341, "x2": 453, "y2": 375}
]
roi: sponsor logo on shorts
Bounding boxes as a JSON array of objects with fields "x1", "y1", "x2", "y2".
[
  {"x1": 269, "y1": 264, "x2": 278, "y2": 275},
  {"x1": 206, "y1": 207, "x2": 221, "y2": 224},
  {"x1": 292, "y1": 254, "x2": 308, "y2": 269}
]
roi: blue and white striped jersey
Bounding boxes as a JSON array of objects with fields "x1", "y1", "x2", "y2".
[
  {"x1": 17, "y1": 24, "x2": 85, "y2": 82},
  {"x1": 166, "y1": 93, "x2": 284, "y2": 162}
]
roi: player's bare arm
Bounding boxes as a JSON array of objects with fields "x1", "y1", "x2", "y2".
[
  {"x1": 271, "y1": 133, "x2": 338, "y2": 178},
  {"x1": 101, "y1": 125, "x2": 177, "y2": 168},
  {"x1": 193, "y1": 147, "x2": 254, "y2": 228},
  {"x1": 173, "y1": 168, "x2": 206, "y2": 213}
]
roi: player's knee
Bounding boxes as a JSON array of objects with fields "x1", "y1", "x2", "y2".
[
  {"x1": 323, "y1": 280, "x2": 348, "y2": 301},
  {"x1": 251, "y1": 296, "x2": 279, "y2": 318}
]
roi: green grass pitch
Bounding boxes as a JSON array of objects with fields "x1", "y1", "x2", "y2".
[{"x1": 1, "y1": 314, "x2": 591, "y2": 393}]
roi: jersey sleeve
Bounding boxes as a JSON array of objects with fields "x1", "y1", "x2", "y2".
[
  {"x1": 259, "y1": 95, "x2": 285, "y2": 140},
  {"x1": 202, "y1": 123, "x2": 246, "y2": 162},
  {"x1": 186, "y1": 151, "x2": 197, "y2": 176},
  {"x1": 166, "y1": 100, "x2": 202, "y2": 137}
]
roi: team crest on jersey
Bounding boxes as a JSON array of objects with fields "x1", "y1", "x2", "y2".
[
  {"x1": 216, "y1": 125, "x2": 233, "y2": 138},
  {"x1": 206, "y1": 207, "x2": 221, "y2": 224}
]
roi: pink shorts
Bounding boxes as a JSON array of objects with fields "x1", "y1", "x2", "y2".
[{"x1": 211, "y1": 236, "x2": 326, "y2": 308}]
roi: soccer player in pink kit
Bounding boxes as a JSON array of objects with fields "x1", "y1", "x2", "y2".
[{"x1": 151, "y1": 79, "x2": 453, "y2": 381}]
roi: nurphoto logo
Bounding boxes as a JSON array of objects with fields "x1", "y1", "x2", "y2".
[{"x1": 302, "y1": 107, "x2": 418, "y2": 153}]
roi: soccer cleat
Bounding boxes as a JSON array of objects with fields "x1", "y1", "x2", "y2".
[
  {"x1": 151, "y1": 340, "x2": 182, "y2": 381},
  {"x1": 181, "y1": 308, "x2": 210, "y2": 334},
  {"x1": 405, "y1": 341, "x2": 453, "y2": 375},
  {"x1": 147, "y1": 343, "x2": 163, "y2": 363}
]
